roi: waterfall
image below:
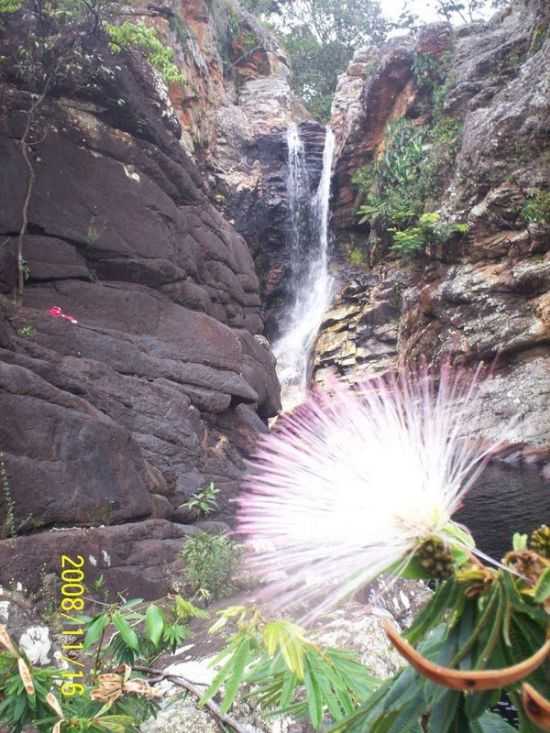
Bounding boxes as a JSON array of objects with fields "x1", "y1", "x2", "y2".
[{"x1": 273, "y1": 125, "x2": 335, "y2": 410}]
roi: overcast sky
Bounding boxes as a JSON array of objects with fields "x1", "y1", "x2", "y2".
[
  {"x1": 381, "y1": 0, "x2": 441, "y2": 22},
  {"x1": 379, "y1": 0, "x2": 494, "y2": 23}
]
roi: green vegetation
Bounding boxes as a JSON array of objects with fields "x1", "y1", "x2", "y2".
[
  {"x1": 0, "y1": 598, "x2": 167, "y2": 732},
  {"x1": 201, "y1": 606, "x2": 378, "y2": 727},
  {"x1": 181, "y1": 481, "x2": 220, "y2": 517},
  {"x1": 329, "y1": 554, "x2": 550, "y2": 732},
  {"x1": 0, "y1": 1, "x2": 184, "y2": 85},
  {"x1": 213, "y1": 2, "x2": 263, "y2": 78},
  {"x1": 81, "y1": 596, "x2": 207, "y2": 668},
  {"x1": 242, "y1": 0, "x2": 387, "y2": 121},
  {"x1": 522, "y1": 189, "x2": 550, "y2": 225},
  {"x1": 182, "y1": 532, "x2": 243, "y2": 602},
  {"x1": 203, "y1": 526, "x2": 550, "y2": 732},
  {"x1": 0, "y1": 0, "x2": 21, "y2": 11},
  {"x1": 239, "y1": 0, "x2": 510, "y2": 121},
  {"x1": 347, "y1": 247, "x2": 366, "y2": 267},
  {"x1": 401, "y1": 0, "x2": 510, "y2": 25},
  {"x1": 353, "y1": 52, "x2": 467, "y2": 258},
  {"x1": 0, "y1": 594, "x2": 211, "y2": 732},
  {"x1": 355, "y1": 119, "x2": 429, "y2": 228},
  {"x1": 1, "y1": 523, "x2": 548, "y2": 732},
  {"x1": 0, "y1": 453, "x2": 16, "y2": 539},
  {"x1": 106, "y1": 22, "x2": 184, "y2": 84},
  {"x1": 412, "y1": 52, "x2": 447, "y2": 93},
  {"x1": 391, "y1": 212, "x2": 469, "y2": 257},
  {"x1": 16, "y1": 324, "x2": 34, "y2": 338}
]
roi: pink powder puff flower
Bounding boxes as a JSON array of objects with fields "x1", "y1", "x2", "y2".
[{"x1": 238, "y1": 366, "x2": 510, "y2": 621}]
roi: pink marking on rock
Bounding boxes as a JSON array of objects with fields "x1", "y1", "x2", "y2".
[{"x1": 47, "y1": 306, "x2": 78, "y2": 324}]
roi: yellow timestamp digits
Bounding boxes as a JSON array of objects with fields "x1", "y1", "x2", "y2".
[{"x1": 59, "y1": 555, "x2": 87, "y2": 696}]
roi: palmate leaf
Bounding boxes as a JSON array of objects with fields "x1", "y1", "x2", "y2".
[
  {"x1": 328, "y1": 626, "x2": 452, "y2": 733},
  {"x1": 251, "y1": 646, "x2": 377, "y2": 731},
  {"x1": 263, "y1": 621, "x2": 308, "y2": 679},
  {"x1": 108, "y1": 633, "x2": 138, "y2": 666},
  {"x1": 303, "y1": 655, "x2": 323, "y2": 729},
  {"x1": 201, "y1": 633, "x2": 256, "y2": 713}
]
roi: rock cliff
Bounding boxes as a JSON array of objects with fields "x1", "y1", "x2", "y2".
[
  {"x1": 160, "y1": 0, "x2": 326, "y2": 335},
  {"x1": 316, "y1": 0, "x2": 550, "y2": 470},
  {"x1": 0, "y1": 3, "x2": 283, "y2": 596}
]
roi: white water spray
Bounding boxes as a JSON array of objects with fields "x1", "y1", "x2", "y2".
[{"x1": 273, "y1": 125, "x2": 335, "y2": 410}]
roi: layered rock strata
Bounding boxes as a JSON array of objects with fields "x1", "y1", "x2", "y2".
[
  {"x1": 316, "y1": 0, "x2": 550, "y2": 466},
  {"x1": 0, "y1": 12, "x2": 280, "y2": 596}
]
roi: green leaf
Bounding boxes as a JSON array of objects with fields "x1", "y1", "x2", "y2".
[
  {"x1": 533, "y1": 567, "x2": 550, "y2": 603},
  {"x1": 428, "y1": 690, "x2": 461, "y2": 733},
  {"x1": 219, "y1": 638, "x2": 251, "y2": 714},
  {"x1": 263, "y1": 621, "x2": 307, "y2": 679},
  {"x1": 112, "y1": 613, "x2": 139, "y2": 651},
  {"x1": 385, "y1": 688, "x2": 426, "y2": 733},
  {"x1": 475, "y1": 711, "x2": 520, "y2": 732},
  {"x1": 174, "y1": 595, "x2": 208, "y2": 621},
  {"x1": 84, "y1": 613, "x2": 110, "y2": 648},
  {"x1": 145, "y1": 605, "x2": 165, "y2": 647},
  {"x1": 464, "y1": 690, "x2": 500, "y2": 721},
  {"x1": 279, "y1": 670, "x2": 299, "y2": 709},
  {"x1": 303, "y1": 657, "x2": 323, "y2": 730},
  {"x1": 95, "y1": 715, "x2": 135, "y2": 733},
  {"x1": 118, "y1": 598, "x2": 144, "y2": 611},
  {"x1": 389, "y1": 554, "x2": 431, "y2": 581},
  {"x1": 406, "y1": 578, "x2": 459, "y2": 645}
]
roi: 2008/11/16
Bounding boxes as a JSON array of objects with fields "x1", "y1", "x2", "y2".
[{"x1": 60, "y1": 555, "x2": 86, "y2": 697}]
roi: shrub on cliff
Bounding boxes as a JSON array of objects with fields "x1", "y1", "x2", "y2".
[
  {"x1": 353, "y1": 54, "x2": 467, "y2": 259},
  {"x1": 0, "y1": 0, "x2": 183, "y2": 86},
  {"x1": 522, "y1": 189, "x2": 550, "y2": 226},
  {"x1": 181, "y1": 533, "x2": 243, "y2": 603}
]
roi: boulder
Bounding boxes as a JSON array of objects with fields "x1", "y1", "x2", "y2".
[{"x1": 0, "y1": 520, "x2": 198, "y2": 600}]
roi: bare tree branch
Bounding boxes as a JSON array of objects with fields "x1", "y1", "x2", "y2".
[{"x1": 134, "y1": 664, "x2": 254, "y2": 733}]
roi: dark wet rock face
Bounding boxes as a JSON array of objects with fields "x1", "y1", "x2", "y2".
[
  {"x1": 213, "y1": 110, "x2": 327, "y2": 337},
  {"x1": 0, "y1": 18, "x2": 280, "y2": 591}
]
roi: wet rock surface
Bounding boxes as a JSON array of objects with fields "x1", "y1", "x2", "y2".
[
  {"x1": 148, "y1": 0, "x2": 320, "y2": 333},
  {"x1": 0, "y1": 13, "x2": 280, "y2": 591}
]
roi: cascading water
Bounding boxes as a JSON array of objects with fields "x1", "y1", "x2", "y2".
[{"x1": 273, "y1": 125, "x2": 336, "y2": 410}]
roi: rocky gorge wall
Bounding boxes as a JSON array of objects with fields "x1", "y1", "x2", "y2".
[
  {"x1": 0, "y1": 5, "x2": 284, "y2": 597},
  {"x1": 154, "y1": 0, "x2": 327, "y2": 336},
  {"x1": 316, "y1": 0, "x2": 550, "y2": 472}
]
